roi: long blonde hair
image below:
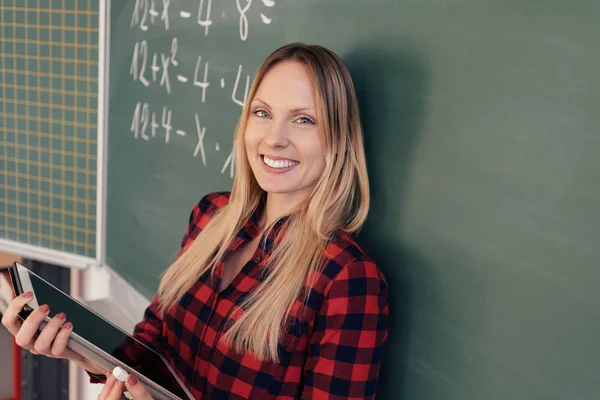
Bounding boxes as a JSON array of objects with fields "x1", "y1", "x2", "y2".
[{"x1": 157, "y1": 43, "x2": 370, "y2": 362}]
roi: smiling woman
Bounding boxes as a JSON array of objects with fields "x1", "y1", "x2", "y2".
[{"x1": 3, "y1": 42, "x2": 389, "y2": 400}]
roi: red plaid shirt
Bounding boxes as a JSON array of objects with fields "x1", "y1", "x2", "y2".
[{"x1": 91, "y1": 192, "x2": 388, "y2": 399}]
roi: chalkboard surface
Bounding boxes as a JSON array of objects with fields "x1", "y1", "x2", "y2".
[{"x1": 107, "y1": 1, "x2": 600, "y2": 398}]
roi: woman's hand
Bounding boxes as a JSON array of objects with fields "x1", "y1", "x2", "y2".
[
  {"x1": 97, "y1": 371, "x2": 154, "y2": 400},
  {"x1": 1, "y1": 291, "x2": 105, "y2": 375}
]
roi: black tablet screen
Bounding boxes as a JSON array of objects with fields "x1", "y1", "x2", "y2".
[{"x1": 11, "y1": 262, "x2": 187, "y2": 398}]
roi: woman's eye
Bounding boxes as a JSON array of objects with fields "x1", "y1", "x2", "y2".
[
  {"x1": 296, "y1": 116, "x2": 315, "y2": 125},
  {"x1": 254, "y1": 109, "x2": 269, "y2": 118}
]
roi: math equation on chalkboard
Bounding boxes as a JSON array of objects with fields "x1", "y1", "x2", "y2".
[{"x1": 125, "y1": 0, "x2": 277, "y2": 178}]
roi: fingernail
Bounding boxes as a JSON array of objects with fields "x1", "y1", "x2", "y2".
[
  {"x1": 23, "y1": 291, "x2": 33, "y2": 298},
  {"x1": 127, "y1": 375, "x2": 138, "y2": 386},
  {"x1": 39, "y1": 304, "x2": 50, "y2": 314},
  {"x1": 56, "y1": 312, "x2": 66, "y2": 321},
  {"x1": 64, "y1": 322, "x2": 73, "y2": 329}
]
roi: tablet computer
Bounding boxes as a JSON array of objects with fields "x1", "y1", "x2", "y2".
[{"x1": 9, "y1": 261, "x2": 194, "y2": 400}]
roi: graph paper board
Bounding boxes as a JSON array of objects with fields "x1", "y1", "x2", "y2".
[{"x1": 0, "y1": 0, "x2": 105, "y2": 268}]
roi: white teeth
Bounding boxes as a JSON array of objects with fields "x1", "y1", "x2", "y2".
[{"x1": 263, "y1": 156, "x2": 298, "y2": 169}]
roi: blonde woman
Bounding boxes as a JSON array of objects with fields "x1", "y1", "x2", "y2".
[{"x1": 3, "y1": 42, "x2": 389, "y2": 399}]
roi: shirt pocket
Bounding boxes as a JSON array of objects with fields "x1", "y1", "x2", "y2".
[
  {"x1": 207, "y1": 333, "x2": 281, "y2": 398},
  {"x1": 280, "y1": 315, "x2": 308, "y2": 353}
]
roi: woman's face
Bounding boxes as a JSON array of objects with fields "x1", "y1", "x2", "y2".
[{"x1": 244, "y1": 61, "x2": 326, "y2": 200}]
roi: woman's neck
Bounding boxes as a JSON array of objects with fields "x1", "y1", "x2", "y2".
[{"x1": 260, "y1": 191, "x2": 308, "y2": 229}]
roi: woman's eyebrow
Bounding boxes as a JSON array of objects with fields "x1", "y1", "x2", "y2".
[
  {"x1": 252, "y1": 98, "x2": 314, "y2": 114},
  {"x1": 252, "y1": 98, "x2": 271, "y2": 108},
  {"x1": 288, "y1": 106, "x2": 315, "y2": 114}
]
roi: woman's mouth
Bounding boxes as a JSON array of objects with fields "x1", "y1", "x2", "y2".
[{"x1": 261, "y1": 155, "x2": 299, "y2": 173}]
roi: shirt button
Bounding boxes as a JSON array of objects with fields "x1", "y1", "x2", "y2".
[{"x1": 254, "y1": 256, "x2": 262, "y2": 263}]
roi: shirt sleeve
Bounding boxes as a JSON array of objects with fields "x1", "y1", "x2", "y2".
[
  {"x1": 301, "y1": 259, "x2": 389, "y2": 399},
  {"x1": 87, "y1": 200, "x2": 202, "y2": 384}
]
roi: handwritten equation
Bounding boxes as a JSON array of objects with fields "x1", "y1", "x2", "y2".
[
  {"x1": 126, "y1": 0, "x2": 276, "y2": 177},
  {"x1": 130, "y1": 0, "x2": 275, "y2": 41},
  {"x1": 129, "y1": 38, "x2": 249, "y2": 104},
  {"x1": 130, "y1": 102, "x2": 234, "y2": 177}
]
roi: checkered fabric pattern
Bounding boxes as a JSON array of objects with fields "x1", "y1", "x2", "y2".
[{"x1": 90, "y1": 192, "x2": 389, "y2": 399}]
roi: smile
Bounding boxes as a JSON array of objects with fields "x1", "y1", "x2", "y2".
[{"x1": 261, "y1": 155, "x2": 299, "y2": 171}]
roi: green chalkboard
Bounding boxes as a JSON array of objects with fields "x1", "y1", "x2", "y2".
[
  {"x1": 0, "y1": 0, "x2": 99, "y2": 260},
  {"x1": 107, "y1": 1, "x2": 600, "y2": 398}
]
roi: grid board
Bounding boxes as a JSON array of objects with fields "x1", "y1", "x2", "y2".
[{"x1": 0, "y1": 0, "x2": 99, "y2": 258}]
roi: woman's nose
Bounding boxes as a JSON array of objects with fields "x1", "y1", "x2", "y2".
[{"x1": 264, "y1": 122, "x2": 289, "y2": 148}]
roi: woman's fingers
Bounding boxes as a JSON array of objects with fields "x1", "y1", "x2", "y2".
[
  {"x1": 124, "y1": 374, "x2": 154, "y2": 400},
  {"x1": 98, "y1": 371, "x2": 154, "y2": 400},
  {"x1": 33, "y1": 312, "x2": 66, "y2": 355},
  {"x1": 1, "y1": 291, "x2": 34, "y2": 336},
  {"x1": 1, "y1": 293, "x2": 85, "y2": 363},
  {"x1": 97, "y1": 372, "x2": 117, "y2": 399},
  {"x1": 50, "y1": 321, "x2": 82, "y2": 361},
  {"x1": 14, "y1": 304, "x2": 50, "y2": 350},
  {"x1": 108, "y1": 377, "x2": 125, "y2": 400},
  {"x1": 98, "y1": 372, "x2": 129, "y2": 400}
]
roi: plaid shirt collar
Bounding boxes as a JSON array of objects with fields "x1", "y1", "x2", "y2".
[{"x1": 221, "y1": 197, "x2": 291, "y2": 268}]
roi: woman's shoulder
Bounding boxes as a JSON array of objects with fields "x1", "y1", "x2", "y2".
[
  {"x1": 179, "y1": 192, "x2": 231, "y2": 249},
  {"x1": 188, "y1": 191, "x2": 231, "y2": 220},
  {"x1": 300, "y1": 231, "x2": 388, "y2": 316},
  {"x1": 318, "y1": 231, "x2": 388, "y2": 293},
  {"x1": 195, "y1": 191, "x2": 231, "y2": 212}
]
